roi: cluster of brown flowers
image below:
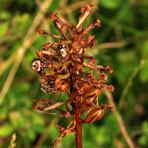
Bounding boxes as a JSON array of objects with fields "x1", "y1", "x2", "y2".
[{"x1": 31, "y1": 4, "x2": 114, "y2": 146}]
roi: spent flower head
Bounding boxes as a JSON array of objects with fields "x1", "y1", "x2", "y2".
[{"x1": 32, "y1": 4, "x2": 114, "y2": 146}]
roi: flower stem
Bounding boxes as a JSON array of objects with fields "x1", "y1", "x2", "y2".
[
  {"x1": 73, "y1": 106, "x2": 82, "y2": 148},
  {"x1": 75, "y1": 118, "x2": 82, "y2": 148}
]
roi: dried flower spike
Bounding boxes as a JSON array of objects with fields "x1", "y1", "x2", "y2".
[{"x1": 32, "y1": 4, "x2": 114, "y2": 147}]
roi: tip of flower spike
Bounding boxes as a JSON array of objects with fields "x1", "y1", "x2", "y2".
[
  {"x1": 77, "y1": 4, "x2": 98, "y2": 30},
  {"x1": 80, "y1": 4, "x2": 98, "y2": 14}
]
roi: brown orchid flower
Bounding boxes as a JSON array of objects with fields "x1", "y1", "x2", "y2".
[{"x1": 31, "y1": 4, "x2": 114, "y2": 148}]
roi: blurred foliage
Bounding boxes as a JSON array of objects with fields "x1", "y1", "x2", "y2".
[{"x1": 0, "y1": 0, "x2": 148, "y2": 148}]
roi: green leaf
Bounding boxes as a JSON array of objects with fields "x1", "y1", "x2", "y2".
[
  {"x1": 141, "y1": 41, "x2": 148, "y2": 58},
  {"x1": 100, "y1": 0, "x2": 122, "y2": 9},
  {"x1": 116, "y1": 50, "x2": 136, "y2": 63},
  {"x1": 49, "y1": 0, "x2": 60, "y2": 11},
  {"x1": 0, "y1": 123, "x2": 13, "y2": 137},
  {"x1": 31, "y1": 112, "x2": 44, "y2": 125},
  {"x1": 139, "y1": 136, "x2": 148, "y2": 147},
  {"x1": 139, "y1": 41, "x2": 148, "y2": 83},
  {"x1": 0, "y1": 22, "x2": 9, "y2": 35},
  {"x1": 138, "y1": 121, "x2": 148, "y2": 147},
  {"x1": 1, "y1": 11, "x2": 11, "y2": 20},
  {"x1": 27, "y1": 129, "x2": 36, "y2": 140},
  {"x1": 139, "y1": 59, "x2": 148, "y2": 83},
  {"x1": 142, "y1": 121, "x2": 148, "y2": 131}
]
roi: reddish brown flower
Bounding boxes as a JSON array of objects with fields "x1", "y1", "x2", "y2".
[{"x1": 31, "y1": 4, "x2": 114, "y2": 146}]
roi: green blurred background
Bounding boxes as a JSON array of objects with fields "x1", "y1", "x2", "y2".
[{"x1": 0, "y1": 0, "x2": 148, "y2": 148}]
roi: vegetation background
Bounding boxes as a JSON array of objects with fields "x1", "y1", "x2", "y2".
[{"x1": 0, "y1": 0, "x2": 148, "y2": 148}]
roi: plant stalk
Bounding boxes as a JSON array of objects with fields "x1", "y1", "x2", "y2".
[
  {"x1": 75, "y1": 117, "x2": 82, "y2": 148},
  {"x1": 73, "y1": 106, "x2": 82, "y2": 148}
]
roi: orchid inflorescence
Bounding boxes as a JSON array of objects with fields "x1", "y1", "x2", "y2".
[{"x1": 31, "y1": 4, "x2": 114, "y2": 146}]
